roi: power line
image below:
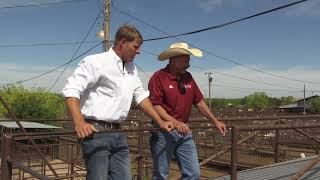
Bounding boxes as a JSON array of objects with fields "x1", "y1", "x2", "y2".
[
  {"x1": 191, "y1": 44, "x2": 320, "y2": 84},
  {"x1": 190, "y1": 65, "x2": 300, "y2": 90},
  {"x1": 0, "y1": 0, "x2": 87, "y2": 10},
  {"x1": 113, "y1": 0, "x2": 320, "y2": 84},
  {"x1": 141, "y1": 48, "x2": 301, "y2": 91},
  {"x1": 114, "y1": 0, "x2": 310, "y2": 41},
  {"x1": 1, "y1": 0, "x2": 316, "y2": 88},
  {"x1": 48, "y1": 8, "x2": 104, "y2": 91},
  {"x1": 135, "y1": 64, "x2": 151, "y2": 79},
  {"x1": 0, "y1": 41, "x2": 100, "y2": 48},
  {"x1": 0, "y1": 41, "x2": 103, "y2": 86},
  {"x1": 213, "y1": 83, "x2": 303, "y2": 93}
]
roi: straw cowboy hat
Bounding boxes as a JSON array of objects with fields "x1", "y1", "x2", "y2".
[{"x1": 158, "y1": 42, "x2": 203, "y2": 61}]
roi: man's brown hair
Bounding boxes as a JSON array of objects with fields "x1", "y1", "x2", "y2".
[{"x1": 114, "y1": 24, "x2": 143, "y2": 46}]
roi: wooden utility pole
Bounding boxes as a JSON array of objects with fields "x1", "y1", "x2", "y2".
[
  {"x1": 103, "y1": 0, "x2": 111, "y2": 52},
  {"x1": 205, "y1": 72, "x2": 213, "y2": 109},
  {"x1": 303, "y1": 84, "x2": 306, "y2": 115}
]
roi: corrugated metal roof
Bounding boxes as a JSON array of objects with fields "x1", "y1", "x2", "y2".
[
  {"x1": 212, "y1": 155, "x2": 320, "y2": 180},
  {"x1": 279, "y1": 103, "x2": 300, "y2": 109},
  {"x1": 0, "y1": 121, "x2": 61, "y2": 129}
]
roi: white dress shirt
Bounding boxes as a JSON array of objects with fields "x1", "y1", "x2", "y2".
[{"x1": 62, "y1": 48, "x2": 149, "y2": 122}]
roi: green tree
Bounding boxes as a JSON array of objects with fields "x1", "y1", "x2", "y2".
[
  {"x1": 0, "y1": 86, "x2": 65, "y2": 121},
  {"x1": 242, "y1": 92, "x2": 269, "y2": 109},
  {"x1": 311, "y1": 97, "x2": 320, "y2": 112},
  {"x1": 280, "y1": 96, "x2": 295, "y2": 105},
  {"x1": 208, "y1": 98, "x2": 242, "y2": 109},
  {"x1": 268, "y1": 97, "x2": 281, "y2": 107}
]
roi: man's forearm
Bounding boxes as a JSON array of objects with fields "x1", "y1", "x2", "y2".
[
  {"x1": 138, "y1": 98, "x2": 166, "y2": 125},
  {"x1": 153, "y1": 105, "x2": 176, "y2": 122},
  {"x1": 65, "y1": 97, "x2": 85, "y2": 126},
  {"x1": 196, "y1": 100, "x2": 219, "y2": 123}
]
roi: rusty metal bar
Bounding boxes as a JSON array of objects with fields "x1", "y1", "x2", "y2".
[
  {"x1": 1, "y1": 133, "x2": 13, "y2": 180},
  {"x1": 279, "y1": 120, "x2": 320, "y2": 144},
  {"x1": 170, "y1": 128, "x2": 264, "y2": 180},
  {"x1": 10, "y1": 126, "x2": 209, "y2": 139},
  {"x1": 190, "y1": 115, "x2": 320, "y2": 122},
  {"x1": 231, "y1": 127, "x2": 239, "y2": 180},
  {"x1": 8, "y1": 158, "x2": 49, "y2": 180},
  {"x1": 199, "y1": 130, "x2": 261, "y2": 167},
  {"x1": 137, "y1": 121, "x2": 143, "y2": 180},
  {"x1": 50, "y1": 173, "x2": 87, "y2": 179},
  {"x1": 237, "y1": 123, "x2": 320, "y2": 131},
  {"x1": 275, "y1": 129, "x2": 280, "y2": 163},
  {"x1": 70, "y1": 161, "x2": 75, "y2": 180},
  {"x1": 290, "y1": 155, "x2": 320, "y2": 180},
  {"x1": 0, "y1": 95, "x2": 59, "y2": 177}
]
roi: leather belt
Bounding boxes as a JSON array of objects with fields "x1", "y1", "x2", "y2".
[{"x1": 85, "y1": 119, "x2": 121, "y2": 130}]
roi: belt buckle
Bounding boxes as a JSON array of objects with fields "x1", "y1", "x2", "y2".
[{"x1": 92, "y1": 122, "x2": 104, "y2": 131}]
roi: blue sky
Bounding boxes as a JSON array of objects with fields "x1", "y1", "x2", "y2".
[{"x1": 0, "y1": 0, "x2": 319, "y2": 98}]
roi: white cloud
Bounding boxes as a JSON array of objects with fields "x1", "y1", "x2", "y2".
[
  {"x1": 1, "y1": 63, "x2": 319, "y2": 98},
  {"x1": 0, "y1": 63, "x2": 74, "y2": 93},
  {"x1": 285, "y1": 1, "x2": 320, "y2": 16},
  {"x1": 191, "y1": 65, "x2": 320, "y2": 98},
  {"x1": 191, "y1": 0, "x2": 223, "y2": 13},
  {"x1": 141, "y1": 65, "x2": 320, "y2": 99}
]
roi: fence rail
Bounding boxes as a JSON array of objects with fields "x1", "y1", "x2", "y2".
[{"x1": 1, "y1": 115, "x2": 320, "y2": 179}]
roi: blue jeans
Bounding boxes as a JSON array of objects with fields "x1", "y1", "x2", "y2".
[
  {"x1": 81, "y1": 132, "x2": 131, "y2": 180},
  {"x1": 150, "y1": 129, "x2": 200, "y2": 180}
]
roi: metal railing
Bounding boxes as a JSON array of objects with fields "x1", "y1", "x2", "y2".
[{"x1": 230, "y1": 122, "x2": 320, "y2": 180}]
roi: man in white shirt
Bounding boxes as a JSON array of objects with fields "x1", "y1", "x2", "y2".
[{"x1": 62, "y1": 24, "x2": 173, "y2": 180}]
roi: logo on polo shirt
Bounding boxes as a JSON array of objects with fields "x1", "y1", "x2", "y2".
[{"x1": 169, "y1": 85, "x2": 174, "y2": 88}]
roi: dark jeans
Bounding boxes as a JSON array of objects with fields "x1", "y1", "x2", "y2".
[
  {"x1": 81, "y1": 132, "x2": 131, "y2": 180},
  {"x1": 150, "y1": 129, "x2": 200, "y2": 180}
]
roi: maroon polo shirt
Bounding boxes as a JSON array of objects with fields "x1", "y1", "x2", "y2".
[{"x1": 148, "y1": 66, "x2": 204, "y2": 123}]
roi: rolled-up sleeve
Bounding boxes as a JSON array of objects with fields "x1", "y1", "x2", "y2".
[
  {"x1": 148, "y1": 73, "x2": 163, "y2": 105},
  {"x1": 62, "y1": 58, "x2": 97, "y2": 99}
]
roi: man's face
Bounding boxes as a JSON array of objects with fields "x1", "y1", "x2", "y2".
[
  {"x1": 121, "y1": 39, "x2": 141, "y2": 63},
  {"x1": 172, "y1": 55, "x2": 190, "y2": 74}
]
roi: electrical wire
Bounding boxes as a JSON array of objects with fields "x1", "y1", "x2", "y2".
[
  {"x1": 0, "y1": 41, "x2": 103, "y2": 86},
  {"x1": 0, "y1": 41, "x2": 100, "y2": 48},
  {"x1": 48, "y1": 7, "x2": 104, "y2": 91},
  {"x1": 114, "y1": 0, "x2": 310, "y2": 41},
  {"x1": 113, "y1": 0, "x2": 320, "y2": 84},
  {"x1": 141, "y1": 48, "x2": 302, "y2": 91},
  {"x1": 0, "y1": 0, "x2": 87, "y2": 10}
]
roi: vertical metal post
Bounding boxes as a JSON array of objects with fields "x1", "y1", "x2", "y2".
[
  {"x1": 303, "y1": 84, "x2": 306, "y2": 115},
  {"x1": 70, "y1": 160, "x2": 75, "y2": 180},
  {"x1": 103, "y1": 0, "x2": 111, "y2": 51},
  {"x1": 205, "y1": 72, "x2": 213, "y2": 109},
  {"x1": 137, "y1": 121, "x2": 143, "y2": 180},
  {"x1": 275, "y1": 130, "x2": 280, "y2": 163},
  {"x1": 214, "y1": 135, "x2": 216, "y2": 154},
  {"x1": 204, "y1": 138, "x2": 207, "y2": 156},
  {"x1": 0, "y1": 95, "x2": 58, "y2": 177},
  {"x1": 1, "y1": 133, "x2": 13, "y2": 180},
  {"x1": 231, "y1": 127, "x2": 239, "y2": 180}
]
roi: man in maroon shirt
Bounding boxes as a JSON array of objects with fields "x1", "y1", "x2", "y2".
[{"x1": 149, "y1": 42, "x2": 227, "y2": 180}]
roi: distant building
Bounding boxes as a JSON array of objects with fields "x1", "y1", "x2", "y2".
[
  {"x1": 279, "y1": 95, "x2": 319, "y2": 113},
  {"x1": 0, "y1": 120, "x2": 61, "y2": 133}
]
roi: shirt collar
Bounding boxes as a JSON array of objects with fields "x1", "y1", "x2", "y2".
[{"x1": 109, "y1": 48, "x2": 122, "y2": 64}]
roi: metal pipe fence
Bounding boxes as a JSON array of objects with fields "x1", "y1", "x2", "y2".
[
  {"x1": 1, "y1": 115, "x2": 320, "y2": 179},
  {"x1": 230, "y1": 123, "x2": 320, "y2": 180}
]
